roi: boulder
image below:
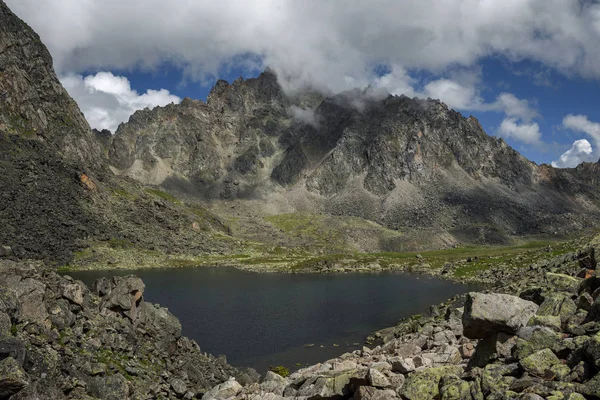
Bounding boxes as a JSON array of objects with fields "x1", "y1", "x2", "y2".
[
  {"x1": 0, "y1": 247, "x2": 12, "y2": 258},
  {"x1": 0, "y1": 356, "x2": 28, "y2": 399},
  {"x1": 578, "y1": 247, "x2": 596, "y2": 270},
  {"x1": 583, "y1": 332, "x2": 600, "y2": 369},
  {"x1": 528, "y1": 315, "x2": 562, "y2": 331},
  {"x1": 0, "y1": 312, "x2": 10, "y2": 338},
  {"x1": 545, "y1": 273, "x2": 581, "y2": 293},
  {"x1": 463, "y1": 292, "x2": 538, "y2": 339},
  {"x1": 520, "y1": 348, "x2": 561, "y2": 376},
  {"x1": 367, "y1": 368, "x2": 390, "y2": 388},
  {"x1": 514, "y1": 326, "x2": 563, "y2": 359},
  {"x1": 399, "y1": 365, "x2": 463, "y2": 400},
  {"x1": 260, "y1": 371, "x2": 287, "y2": 395},
  {"x1": 296, "y1": 368, "x2": 367, "y2": 398},
  {"x1": 390, "y1": 357, "x2": 415, "y2": 374},
  {"x1": 88, "y1": 374, "x2": 129, "y2": 400},
  {"x1": 439, "y1": 374, "x2": 472, "y2": 400},
  {"x1": 202, "y1": 380, "x2": 242, "y2": 400},
  {"x1": 584, "y1": 295, "x2": 600, "y2": 323},
  {"x1": 468, "y1": 332, "x2": 517, "y2": 368},
  {"x1": 0, "y1": 338, "x2": 26, "y2": 366},
  {"x1": 137, "y1": 302, "x2": 182, "y2": 354},
  {"x1": 100, "y1": 276, "x2": 145, "y2": 322},
  {"x1": 13, "y1": 278, "x2": 48, "y2": 325},
  {"x1": 480, "y1": 363, "x2": 519, "y2": 397},
  {"x1": 537, "y1": 293, "x2": 577, "y2": 323},
  {"x1": 170, "y1": 378, "x2": 187, "y2": 397},
  {"x1": 59, "y1": 281, "x2": 85, "y2": 305}
]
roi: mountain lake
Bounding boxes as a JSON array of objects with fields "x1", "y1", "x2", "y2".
[{"x1": 67, "y1": 266, "x2": 478, "y2": 373}]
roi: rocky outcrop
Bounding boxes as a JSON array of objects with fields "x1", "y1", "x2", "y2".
[
  {"x1": 0, "y1": 260, "x2": 251, "y2": 399},
  {"x1": 0, "y1": 0, "x2": 104, "y2": 170}
]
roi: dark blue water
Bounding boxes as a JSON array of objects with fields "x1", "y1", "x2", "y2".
[{"x1": 68, "y1": 267, "x2": 476, "y2": 373}]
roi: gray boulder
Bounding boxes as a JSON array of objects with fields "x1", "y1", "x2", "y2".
[
  {"x1": 463, "y1": 292, "x2": 538, "y2": 339},
  {"x1": 88, "y1": 374, "x2": 129, "y2": 400},
  {"x1": 137, "y1": 302, "x2": 182, "y2": 354},
  {"x1": 0, "y1": 356, "x2": 28, "y2": 399},
  {"x1": 202, "y1": 379, "x2": 243, "y2": 400},
  {"x1": 100, "y1": 276, "x2": 145, "y2": 322}
]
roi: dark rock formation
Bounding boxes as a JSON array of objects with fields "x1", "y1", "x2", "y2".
[
  {"x1": 0, "y1": 260, "x2": 248, "y2": 399},
  {"x1": 0, "y1": 1, "x2": 104, "y2": 171}
]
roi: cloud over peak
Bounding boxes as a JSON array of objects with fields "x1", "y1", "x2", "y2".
[
  {"x1": 61, "y1": 72, "x2": 181, "y2": 132},
  {"x1": 7, "y1": 0, "x2": 600, "y2": 94},
  {"x1": 552, "y1": 115, "x2": 600, "y2": 168}
]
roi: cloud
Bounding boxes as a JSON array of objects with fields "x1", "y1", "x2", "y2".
[
  {"x1": 498, "y1": 118, "x2": 542, "y2": 145},
  {"x1": 289, "y1": 105, "x2": 319, "y2": 128},
  {"x1": 563, "y1": 114, "x2": 600, "y2": 143},
  {"x1": 494, "y1": 93, "x2": 538, "y2": 122},
  {"x1": 552, "y1": 139, "x2": 594, "y2": 168},
  {"x1": 422, "y1": 79, "x2": 481, "y2": 110},
  {"x1": 7, "y1": 0, "x2": 600, "y2": 94},
  {"x1": 552, "y1": 114, "x2": 600, "y2": 167},
  {"x1": 60, "y1": 72, "x2": 181, "y2": 132}
]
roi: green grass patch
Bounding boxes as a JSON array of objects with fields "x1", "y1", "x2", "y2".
[
  {"x1": 144, "y1": 188, "x2": 181, "y2": 204},
  {"x1": 270, "y1": 365, "x2": 290, "y2": 378},
  {"x1": 111, "y1": 187, "x2": 138, "y2": 200},
  {"x1": 167, "y1": 259, "x2": 201, "y2": 268},
  {"x1": 107, "y1": 238, "x2": 134, "y2": 249}
]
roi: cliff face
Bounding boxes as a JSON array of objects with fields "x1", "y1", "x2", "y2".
[
  {"x1": 107, "y1": 74, "x2": 600, "y2": 244},
  {"x1": 0, "y1": 1, "x2": 104, "y2": 171}
]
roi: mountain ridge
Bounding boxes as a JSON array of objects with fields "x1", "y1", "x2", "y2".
[{"x1": 103, "y1": 71, "x2": 600, "y2": 245}]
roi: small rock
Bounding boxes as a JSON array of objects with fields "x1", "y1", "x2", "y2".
[
  {"x1": 390, "y1": 357, "x2": 415, "y2": 373},
  {"x1": 459, "y1": 342, "x2": 475, "y2": 359},
  {"x1": 367, "y1": 368, "x2": 390, "y2": 388},
  {"x1": 170, "y1": 378, "x2": 187, "y2": 397}
]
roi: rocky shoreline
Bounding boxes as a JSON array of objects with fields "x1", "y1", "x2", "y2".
[
  {"x1": 0, "y1": 259, "x2": 259, "y2": 399},
  {"x1": 208, "y1": 234, "x2": 600, "y2": 399},
  {"x1": 1, "y1": 234, "x2": 600, "y2": 398}
]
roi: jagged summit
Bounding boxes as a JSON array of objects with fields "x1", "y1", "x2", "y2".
[{"x1": 101, "y1": 70, "x2": 600, "y2": 243}]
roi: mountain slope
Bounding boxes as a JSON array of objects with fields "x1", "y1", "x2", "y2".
[
  {"x1": 0, "y1": 1, "x2": 104, "y2": 170},
  {"x1": 106, "y1": 76, "x2": 600, "y2": 245},
  {"x1": 0, "y1": 0, "x2": 250, "y2": 266}
]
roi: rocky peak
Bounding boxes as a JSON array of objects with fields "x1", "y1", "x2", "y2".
[
  {"x1": 0, "y1": 0, "x2": 105, "y2": 171},
  {"x1": 206, "y1": 69, "x2": 287, "y2": 112}
]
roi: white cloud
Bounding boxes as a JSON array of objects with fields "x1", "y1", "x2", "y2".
[
  {"x1": 552, "y1": 114, "x2": 600, "y2": 167},
  {"x1": 422, "y1": 79, "x2": 481, "y2": 110},
  {"x1": 494, "y1": 93, "x2": 538, "y2": 122},
  {"x1": 552, "y1": 139, "x2": 594, "y2": 168},
  {"x1": 289, "y1": 106, "x2": 319, "y2": 128},
  {"x1": 563, "y1": 114, "x2": 600, "y2": 143},
  {"x1": 6, "y1": 0, "x2": 600, "y2": 95},
  {"x1": 498, "y1": 118, "x2": 542, "y2": 144},
  {"x1": 60, "y1": 72, "x2": 181, "y2": 132}
]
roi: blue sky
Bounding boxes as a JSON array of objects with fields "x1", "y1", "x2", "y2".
[{"x1": 7, "y1": 0, "x2": 600, "y2": 168}]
